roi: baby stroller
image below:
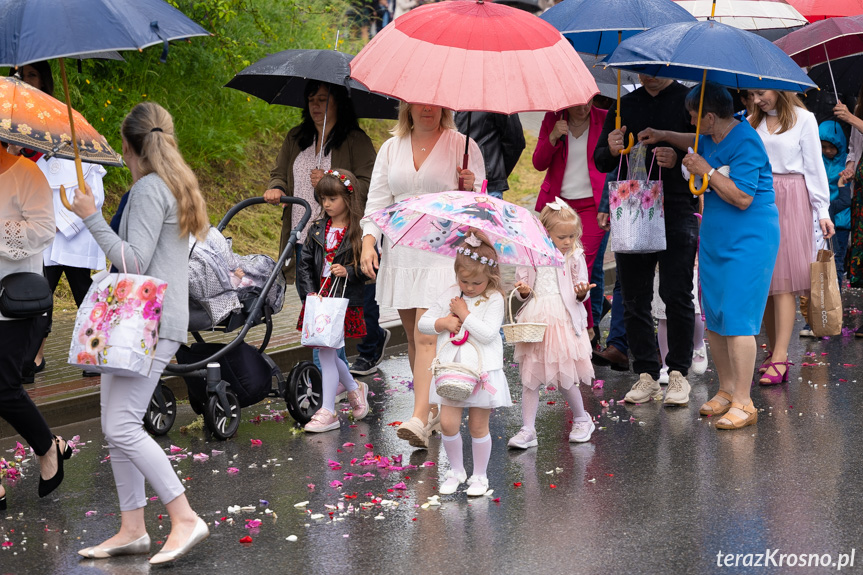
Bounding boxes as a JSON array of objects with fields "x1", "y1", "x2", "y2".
[{"x1": 142, "y1": 196, "x2": 326, "y2": 440}]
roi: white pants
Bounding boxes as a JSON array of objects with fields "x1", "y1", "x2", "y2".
[{"x1": 100, "y1": 340, "x2": 183, "y2": 512}]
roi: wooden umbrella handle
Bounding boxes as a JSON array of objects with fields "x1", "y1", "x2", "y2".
[{"x1": 58, "y1": 60, "x2": 88, "y2": 211}]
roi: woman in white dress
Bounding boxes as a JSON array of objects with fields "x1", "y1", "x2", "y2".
[
  {"x1": 749, "y1": 90, "x2": 834, "y2": 384},
  {"x1": 360, "y1": 102, "x2": 485, "y2": 448}
]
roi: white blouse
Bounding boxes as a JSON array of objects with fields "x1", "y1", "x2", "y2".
[
  {"x1": 847, "y1": 128, "x2": 862, "y2": 173},
  {"x1": 0, "y1": 157, "x2": 55, "y2": 320},
  {"x1": 361, "y1": 128, "x2": 486, "y2": 242},
  {"x1": 754, "y1": 108, "x2": 831, "y2": 220},
  {"x1": 559, "y1": 130, "x2": 593, "y2": 200}
]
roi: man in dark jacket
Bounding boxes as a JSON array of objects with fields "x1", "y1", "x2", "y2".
[
  {"x1": 594, "y1": 76, "x2": 698, "y2": 407},
  {"x1": 456, "y1": 112, "x2": 525, "y2": 199}
]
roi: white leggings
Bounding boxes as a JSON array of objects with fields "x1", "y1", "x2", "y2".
[{"x1": 100, "y1": 340, "x2": 184, "y2": 512}]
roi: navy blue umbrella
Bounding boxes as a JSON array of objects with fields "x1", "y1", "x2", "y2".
[
  {"x1": 0, "y1": 0, "x2": 209, "y2": 210},
  {"x1": 604, "y1": 18, "x2": 816, "y2": 193},
  {"x1": 0, "y1": 0, "x2": 209, "y2": 67},
  {"x1": 541, "y1": 0, "x2": 696, "y2": 55}
]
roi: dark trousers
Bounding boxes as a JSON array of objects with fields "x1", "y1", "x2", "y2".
[
  {"x1": 590, "y1": 230, "x2": 610, "y2": 325},
  {"x1": 616, "y1": 215, "x2": 698, "y2": 378},
  {"x1": 0, "y1": 318, "x2": 53, "y2": 456},
  {"x1": 606, "y1": 277, "x2": 629, "y2": 355},
  {"x1": 356, "y1": 281, "x2": 384, "y2": 359},
  {"x1": 835, "y1": 229, "x2": 850, "y2": 287},
  {"x1": 43, "y1": 264, "x2": 93, "y2": 333}
]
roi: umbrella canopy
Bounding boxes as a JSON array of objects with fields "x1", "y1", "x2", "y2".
[
  {"x1": 774, "y1": 14, "x2": 863, "y2": 65},
  {"x1": 674, "y1": 0, "x2": 808, "y2": 29},
  {"x1": 541, "y1": 0, "x2": 696, "y2": 55},
  {"x1": 580, "y1": 54, "x2": 639, "y2": 98},
  {"x1": 491, "y1": 0, "x2": 540, "y2": 13},
  {"x1": 0, "y1": 0, "x2": 209, "y2": 67},
  {"x1": 785, "y1": 0, "x2": 863, "y2": 21},
  {"x1": 0, "y1": 76, "x2": 121, "y2": 166},
  {"x1": 807, "y1": 52, "x2": 863, "y2": 99},
  {"x1": 604, "y1": 20, "x2": 817, "y2": 91},
  {"x1": 349, "y1": 0, "x2": 598, "y2": 114},
  {"x1": 363, "y1": 191, "x2": 564, "y2": 268},
  {"x1": 225, "y1": 49, "x2": 398, "y2": 120}
]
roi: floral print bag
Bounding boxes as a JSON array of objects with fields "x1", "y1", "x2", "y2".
[
  {"x1": 68, "y1": 245, "x2": 167, "y2": 377},
  {"x1": 608, "y1": 143, "x2": 666, "y2": 254}
]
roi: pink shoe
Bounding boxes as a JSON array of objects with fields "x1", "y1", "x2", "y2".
[
  {"x1": 346, "y1": 381, "x2": 369, "y2": 420},
  {"x1": 758, "y1": 351, "x2": 773, "y2": 374},
  {"x1": 304, "y1": 408, "x2": 340, "y2": 432},
  {"x1": 759, "y1": 361, "x2": 792, "y2": 386}
]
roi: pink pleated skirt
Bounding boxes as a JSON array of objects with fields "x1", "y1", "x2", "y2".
[{"x1": 769, "y1": 173, "x2": 814, "y2": 296}]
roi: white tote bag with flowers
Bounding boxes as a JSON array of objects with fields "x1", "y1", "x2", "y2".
[{"x1": 68, "y1": 246, "x2": 167, "y2": 377}]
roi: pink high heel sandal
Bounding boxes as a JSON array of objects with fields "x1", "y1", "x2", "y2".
[
  {"x1": 758, "y1": 351, "x2": 773, "y2": 374},
  {"x1": 759, "y1": 361, "x2": 792, "y2": 385}
]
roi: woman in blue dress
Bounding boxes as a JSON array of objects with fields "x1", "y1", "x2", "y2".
[{"x1": 639, "y1": 82, "x2": 779, "y2": 430}]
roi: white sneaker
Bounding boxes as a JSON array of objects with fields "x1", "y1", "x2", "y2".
[
  {"x1": 691, "y1": 346, "x2": 708, "y2": 375},
  {"x1": 507, "y1": 427, "x2": 538, "y2": 449},
  {"x1": 658, "y1": 366, "x2": 669, "y2": 384},
  {"x1": 623, "y1": 373, "x2": 662, "y2": 403},
  {"x1": 663, "y1": 370, "x2": 691, "y2": 406},
  {"x1": 439, "y1": 470, "x2": 467, "y2": 495},
  {"x1": 465, "y1": 475, "x2": 489, "y2": 497},
  {"x1": 569, "y1": 420, "x2": 595, "y2": 443}
]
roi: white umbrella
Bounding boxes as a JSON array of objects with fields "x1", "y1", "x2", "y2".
[{"x1": 674, "y1": 0, "x2": 808, "y2": 30}]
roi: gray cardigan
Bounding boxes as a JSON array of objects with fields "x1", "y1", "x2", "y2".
[{"x1": 84, "y1": 173, "x2": 190, "y2": 343}]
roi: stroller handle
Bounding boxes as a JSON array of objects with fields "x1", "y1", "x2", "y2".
[
  {"x1": 166, "y1": 196, "x2": 312, "y2": 374},
  {"x1": 217, "y1": 196, "x2": 312, "y2": 232}
]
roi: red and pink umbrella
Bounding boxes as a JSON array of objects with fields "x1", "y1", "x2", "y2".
[{"x1": 786, "y1": 0, "x2": 863, "y2": 21}]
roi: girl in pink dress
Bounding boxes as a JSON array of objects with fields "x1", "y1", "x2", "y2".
[{"x1": 510, "y1": 199, "x2": 595, "y2": 449}]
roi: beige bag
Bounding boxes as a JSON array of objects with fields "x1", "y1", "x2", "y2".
[{"x1": 809, "y1": 240, "x2": 842, "y2": 337}]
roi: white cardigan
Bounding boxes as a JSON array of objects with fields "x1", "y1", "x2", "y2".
[
  {"x1": 39, "y1": 157, "x2": 106, "y2": 270},
  {"x1": 418, "y1": 286, "x2": 505, "y2": 372}
]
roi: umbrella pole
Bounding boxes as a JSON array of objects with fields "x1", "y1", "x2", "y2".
[
  {"x1": 823, "y1": 44, "x2": 839, "y2": 100},
  {"x1": 616, "y1": 31, "x2": 633, "y2": 155},
  {"x1": 459, "y1": 111, "x2": 471, "y2": 191},
  {"x1": 318, "y1": 85, "x2": 330, "y2": 169},
  {"x1": 58, "y1": 59, "x2": 87, "y2": 211},
  {"x1": 689, "y1": 70, "x2": 709, "y2": 195}
]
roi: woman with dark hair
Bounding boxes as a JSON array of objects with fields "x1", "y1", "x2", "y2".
[
  {"x1": 263, "y1": 81, "x2": 377, "y2": 283},
  {"x1": 640, "y1": 82, "x2": 780, "y2": 430}
]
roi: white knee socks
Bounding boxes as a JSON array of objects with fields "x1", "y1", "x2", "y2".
[
  {"x1": 471, "y1": 434, "x2": 492, "y2": 478},
  {"x1": 521, "y1": 386, "x2": 540, "y2": 431}
]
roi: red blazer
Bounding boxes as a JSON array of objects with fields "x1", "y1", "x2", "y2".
[{"x1": 532, "y1": 106, "x2": 608, "y2": 213}]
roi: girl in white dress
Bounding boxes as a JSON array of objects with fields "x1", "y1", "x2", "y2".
[
  {"x1": 509, "y1": 200, "x2": 595, "y2": 449},
  {"x1": 361, "y1": 102, "x2": 485, "y2": 448},
  {"x1": 418, "y1": 231, "x2": 510, "y2": 496}
]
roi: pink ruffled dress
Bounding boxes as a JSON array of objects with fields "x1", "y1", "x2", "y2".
[{"x1": 513, "y1": 266, "x2": 594, "y2": 390}]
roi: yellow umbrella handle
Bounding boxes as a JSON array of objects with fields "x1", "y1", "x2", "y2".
[
  {"x1": 614, "y1": 42, "x2": 634, "y2": 155},
  {"x1": 689, "y1": 174, "x2": 708, "y2": 195},
  {"x1": 58, "y1": 60, "x2": 88, "y2": 212}
]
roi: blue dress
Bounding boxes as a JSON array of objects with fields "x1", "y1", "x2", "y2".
[{"x1": 698, "y1": 122, "x2": 780, "y2": 336}]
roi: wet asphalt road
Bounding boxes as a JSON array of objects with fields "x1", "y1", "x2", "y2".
[{"x1": 2, "y1": 291, "x2": 863, "y2": 575}]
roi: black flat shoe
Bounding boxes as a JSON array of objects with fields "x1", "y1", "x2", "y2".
[
  {"x1": 38, "y1": 437, "x2": 66, "y2": 498},
  {"x1": 34, "y1": 358, "x2": 46, "y2": 373}
]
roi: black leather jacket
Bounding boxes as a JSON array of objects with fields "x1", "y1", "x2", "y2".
[
  {"x1": 455, "y1": 111, "x2": 525, "y2": 192},
  {"x1": 297, "y1": 218, "x2": 369, "y2": 306}
]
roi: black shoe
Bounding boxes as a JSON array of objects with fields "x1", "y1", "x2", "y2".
[
  {"x1": 34, "y1": 358, "x2": 46, "y2": 373},
  {"x1": 371, "y1": 328, "x2": 392, "y2": 366},
  {"x1": 38, "y1": 437, "x2": 67, "y2": 498},
  {"x1": 82, "y1": 370, "x2": 100, "y2": 378},
  {"x1": 349, "y1": 357, "x2": 378, "y2": 376}
]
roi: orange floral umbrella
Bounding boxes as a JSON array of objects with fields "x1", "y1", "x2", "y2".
[{"x1": 0, "y1": 76, "x2": 122, "y2": 166}]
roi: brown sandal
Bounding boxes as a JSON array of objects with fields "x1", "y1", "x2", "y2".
[
  {"x1": 715, "y1": 401, "x2": 757, "y2": 430},
  {"x1": 699, "y1": 390, "x2": 733, "y2": 416}
]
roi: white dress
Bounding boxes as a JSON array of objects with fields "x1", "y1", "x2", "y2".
[
  {"x1": 362, "y1": 129, "x2": 485, "y2": 309},
  {"x1": 419, "y1": 287, "x2": 511, "y2": 409}
]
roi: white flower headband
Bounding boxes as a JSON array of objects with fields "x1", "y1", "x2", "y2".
[
  {"x1": 457, "y1": 234, "x2": 497, "y2": 267},
  {"x1": 324, "y1": 169, "x2": 353, "y2": 193}
]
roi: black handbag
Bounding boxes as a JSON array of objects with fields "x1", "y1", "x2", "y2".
[{"x1": 0, "y1": 272, "x2": 53, "y2": 318}]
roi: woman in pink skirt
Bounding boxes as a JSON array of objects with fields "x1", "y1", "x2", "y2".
[{"x1": 749, "y1": 90, "x2": 834, "y2": 384}]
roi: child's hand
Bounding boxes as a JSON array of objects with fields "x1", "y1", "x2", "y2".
[
  {"x1": 436, "y1": 315, "x2": 462, "y2": 334},
  {"x1": 449, "y1": 296, "x2": 469, "y2": 320},
  {"x1": 330, "y1": 264, "x2": 347, "y2": 278},
  {"x1": 514, "y1": 281, "x2": 531, "y2": 297},
  {"x1": 574, "y1": 281, "x2": 596, "y2": 300}
]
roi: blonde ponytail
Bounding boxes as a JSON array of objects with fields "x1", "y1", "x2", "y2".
[{"x1": 121, "y1": 102, "x2": 209, "y2": 240}]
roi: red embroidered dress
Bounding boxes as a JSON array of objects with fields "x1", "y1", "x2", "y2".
[{"x1": 297, "y1": 219, "x2": 366, "y2": 339}]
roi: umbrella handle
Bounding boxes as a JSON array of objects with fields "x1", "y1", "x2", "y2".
[
  {"x1": 58, "y1": 60, "x2": 89, "y2": 211},
  {"x1": 689, "y1": 173, "x2": 708, "y2": 195},
  {"x1": 458, "y1": 152, "x2": 469, "y2": 191},
  {"x1": 620, "y1": 133, "x2": 634, "y2": 155}
]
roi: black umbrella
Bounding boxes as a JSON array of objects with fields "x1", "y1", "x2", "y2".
[
  {"x1": 225, "y1": 49, "x2": 399, "y2": 120},
  {"x1": 492, "y1": 0, "x2": 541, "y2": 13}
]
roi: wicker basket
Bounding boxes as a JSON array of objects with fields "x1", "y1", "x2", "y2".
[
  {"x1": 502, "y1": 288, "x2": 546, "y2": 344},
  {"x1": 431, "y1": 339, "x2": 483, "y2": 402}
]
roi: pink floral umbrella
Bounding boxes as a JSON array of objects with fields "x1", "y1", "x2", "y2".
[{"x1": 363, "y1": 191, "x2": 563, "y2": 267}]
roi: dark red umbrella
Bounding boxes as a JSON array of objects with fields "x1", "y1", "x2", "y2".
[
  {"x1": 775, "y1": 15, "x2": 863, "y2": 96},
  {"x1": 785, "y1": 0, "x2": 863, "y2": 21}
]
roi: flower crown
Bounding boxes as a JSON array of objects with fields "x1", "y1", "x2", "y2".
[
  {"x1": 324, "y1": 170, "x2": 354, "y2": 193},
  {"x1": 456, "y1": 246, "x2": 498, "y2": 268}
]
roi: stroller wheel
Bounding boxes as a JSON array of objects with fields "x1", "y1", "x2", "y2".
[
  {"x1": 285, "y1": 361, "x2": 322, "y2": 425},
  {"x1": 204, "y1": 390, "x2": 240, "y2": 440},
  {"x1": 143, "y1": 382, "x2": 176, "y2": 436}
]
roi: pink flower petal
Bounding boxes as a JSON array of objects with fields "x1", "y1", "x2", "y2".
[
  {"x1": 227, "y1": 467, "x2": 239, "y2": 474},
  {"x1": 330, "y1": 480, "x2": 343, "y2": 488},
  {"x1": 391, "y1": 482, "x2": 408, "y2": 490}
]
